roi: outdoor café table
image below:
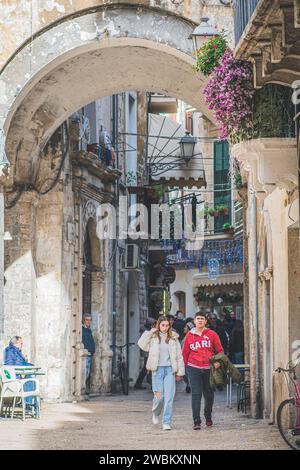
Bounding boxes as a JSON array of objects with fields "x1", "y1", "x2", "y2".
[{"x1": 226, "y1": 364, "x2": 250, "y2": 409}]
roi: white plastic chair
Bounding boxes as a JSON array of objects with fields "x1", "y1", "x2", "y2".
[{"x1": 0, "y1": 366, "x2": 41, "y2": 420}]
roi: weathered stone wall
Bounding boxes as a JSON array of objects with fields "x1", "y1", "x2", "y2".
[
  {"x1": 0, "y1": 0, "x2": 233, "y2": 69},
  {"x1": 1, "y1": 3, "x2": 227, "y2": 190},
  {"x1": 3, "y1": 184, "x2": 71, "y2": 400},
  {"x1": 4, "y1": 192, "x2": 37, "y2": 360}
]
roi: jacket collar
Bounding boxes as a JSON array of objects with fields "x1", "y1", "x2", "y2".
[
  {"x1": 153, "y1": 330, "x2": 179, "y2": 340},
  {"x1": 190, "y1": 327, "x2": 209, "y2": 337}
]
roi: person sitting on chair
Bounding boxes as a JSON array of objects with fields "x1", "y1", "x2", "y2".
[
  {"x1": 3, "y1": 336, "x2": 35, "y2": 408},
  {"x1": 4, "y1": 336, "x2": 32, "y2": 366}
]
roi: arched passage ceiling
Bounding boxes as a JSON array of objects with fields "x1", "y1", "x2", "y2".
[{"x1": 0, "y1": 6, "x2": 216, "y2": 184}]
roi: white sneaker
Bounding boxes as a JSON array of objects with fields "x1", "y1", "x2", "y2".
[
  {"x1": 163, "y1": 423, "x2": 171, "y2": 431},
  {"x1": 152, "y1": 413, "x2": 159, "y2": 425}
]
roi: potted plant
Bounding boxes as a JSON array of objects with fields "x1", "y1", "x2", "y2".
[
  {"x1": 213, "y1": 208, "x2": 220, "y2": 217},
  {"x1": 208, "y1": 207, "x2": 215, "y2": 217},
  {"x1": 195, "y1": 31, "x2": 228, "y2": 77},
  {"x1": 203, "y1": 207, "x2": 210, "y2": 219},
  {"x1": 223, "y1": 223, "x2": 235, "y2": 235},
  {"x1": 217, "y1": 204, "x2": 229, "y2": 216}
]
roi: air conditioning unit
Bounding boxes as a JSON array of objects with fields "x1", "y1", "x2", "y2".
[{"x1": 124, "y1": 244, "x2": 139, "y2": 270}]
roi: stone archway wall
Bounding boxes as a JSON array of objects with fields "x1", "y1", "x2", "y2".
[
  {"x1": 0, "y1": 1, "x2": 233, "y2": 70},
  {"x1": 0, "y1": 1, "x2": 233, "y2": 401},
  {"x1": 81, "y1": 203, "x2": 112, "y2": 394},
  {"x1": 0, "y1": 5, "x2": 220, "y2": 187}
]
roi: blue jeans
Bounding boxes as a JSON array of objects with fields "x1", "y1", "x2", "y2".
[
  {"x1": 152, "y1": 366, "x2": 175, "y2": 425},
  {"x1": 86, "y1": 356, "x2": 92, "y2": 381}
]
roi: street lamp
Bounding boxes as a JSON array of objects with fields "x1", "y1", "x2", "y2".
[
  {"x1": 190, "y1": 17, "x2": 219, "y2": 56},
  {"x1": 179, "y1": 132, "x2": 197, "y2": 163}
]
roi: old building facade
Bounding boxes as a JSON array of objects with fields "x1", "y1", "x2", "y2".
[
  {"x1": 0, "y1": 1, "x2": 233, "y2": 400},
  {"x1": 232, "y1": 0, "x2": 300, "y2": 419}
]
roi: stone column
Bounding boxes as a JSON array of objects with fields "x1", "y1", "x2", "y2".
[
  {"x1": 90, "y1": 271, "x2": 105, "y2": 394},
  {"x1": 34, "y1": 189, "x2": 65, "y2": 400},
  {"x1": 101, "y1": 239, "x2": 113, "y2": 393},
  {"x1": 3, "y1": 191, "x2": 38, "y2": 359},
  {"x1": 0, "y1": 187, "x2": 4, "y2": 347}
]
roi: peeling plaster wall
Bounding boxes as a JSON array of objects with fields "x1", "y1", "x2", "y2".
[
  {"x1": 0, "y1": 6, "x2": 220, "y2": 188},
  {"x1": 0, "y1": 1, "x2": 233, "y2": 69}
]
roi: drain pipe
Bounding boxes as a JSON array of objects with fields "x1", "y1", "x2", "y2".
[{"x1": 251, "y1": 189, "x2": 262, "y2": 418}]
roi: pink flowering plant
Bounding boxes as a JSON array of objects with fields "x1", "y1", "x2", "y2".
[
  {"x1": 204, "y1": 51, "x2": 254, "y2": 144},
  {"x1": 195, "y1": 31, "x2": 228, "y2": 76}
]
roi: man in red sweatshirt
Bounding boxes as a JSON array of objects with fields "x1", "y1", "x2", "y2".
[{"x1": 182, "y1": 311, "x2": 224, "y2": 430}]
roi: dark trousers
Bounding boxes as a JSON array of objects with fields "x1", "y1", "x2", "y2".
[{"x1": 187, "y1": 366, "x2": 214, "y2": 423}]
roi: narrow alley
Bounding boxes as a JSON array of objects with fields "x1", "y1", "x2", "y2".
[{"x1": 0, "y1": 385, "x2": 288, "y2": 450}]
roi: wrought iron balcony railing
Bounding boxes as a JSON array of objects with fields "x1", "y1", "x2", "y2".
[{"x1": 232, "y1": 0, "x2": 260, "y2": 46}]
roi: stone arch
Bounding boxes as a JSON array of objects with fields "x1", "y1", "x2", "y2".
[
  {"x1": 83, "y1": 200, "x2": 99, "y2": 236},
  {"x1": 86, "y1": 218, "x2": 101, "y2": 268},
  {"x1": 0, "y1": 5, "x2": 215, "y2": 185}
]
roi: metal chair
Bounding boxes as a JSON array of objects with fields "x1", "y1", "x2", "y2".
[
  {"x1": 0, "y1": 366, "x2": 41, "y2": 420},
  {"x1": 237, "y1": 380, "x2": 250, "y2": 413}
]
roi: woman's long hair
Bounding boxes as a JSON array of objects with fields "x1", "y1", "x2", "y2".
[{"x1": 153, "y1": 315, "x2": 173, "y2": 344}]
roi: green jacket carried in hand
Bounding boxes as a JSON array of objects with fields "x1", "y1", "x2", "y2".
[{"x1": 209, "y1": 353, "x2": 242, "y2": 391}]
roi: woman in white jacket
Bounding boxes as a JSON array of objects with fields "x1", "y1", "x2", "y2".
[{"x1": 137, "y1": 315, "x2": 185, "y2": 430}]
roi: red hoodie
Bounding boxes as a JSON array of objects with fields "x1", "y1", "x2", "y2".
[{"x1": 182, "y1": 327, "x2": 224, "y2": 369}]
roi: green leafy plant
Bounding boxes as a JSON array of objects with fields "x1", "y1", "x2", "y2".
[
  {"x1": 234, "y1": 171, "x2": 243, "y2": 189},
  {"x1": 223, "y1": 223, "x2": 234, "y2": 234},
  {"x1": 251, "y1": 84, "x2": 295, "y2": 139},
  {"x1": 195, "y1": 31, "x2": 228, "y2": 76},
  {"x1": 153, "y1": 184, "x2": 165, "y2": 200},
  {"x1": 204, "y1": 208, "x2": 210, "y2": 218},
  {"x1": 216, "y1": 204, "x2": 229, "y2": 215}
]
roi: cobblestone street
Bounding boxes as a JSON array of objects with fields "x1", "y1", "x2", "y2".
[{"x1": 0, "y1": 384, "x2": 288, "y2": 450}]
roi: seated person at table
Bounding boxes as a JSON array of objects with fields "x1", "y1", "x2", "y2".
[
  {"x1": 4, "y1": 336, "x2": 35, "y2": 406},
  {"x1": 4, "y1": 336, "x2": 32, "y2": 366}
]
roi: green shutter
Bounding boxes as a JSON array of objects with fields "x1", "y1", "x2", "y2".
[{"x1": 214, "y1": 141, "x2": 231, "y2": 232}]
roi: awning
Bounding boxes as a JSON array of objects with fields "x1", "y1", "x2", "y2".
[
  {"x1": 193, "y1": 272, "x2": 243, "y2": 287},
  {"x1": 147, "y1": 113, "x2": 206, "y2": 189}
]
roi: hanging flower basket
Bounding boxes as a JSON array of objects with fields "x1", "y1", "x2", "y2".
[
  {"x1": 195, "y1": 31, "x2": 228, "y2": 77},
  {"x1": 204, "y1": 51, "x2": 254, "y2": 144},
  {"x1": 216, "y1": 204, "x2": 229, "y2": 216}
]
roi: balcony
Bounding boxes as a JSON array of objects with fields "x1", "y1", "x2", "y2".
[
  {"x1": 234, "y1": 0, "x2": 300, "y2": 87},
  {"x1": 233, "y1": 0, "x2": 260, "y2": 46}
]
